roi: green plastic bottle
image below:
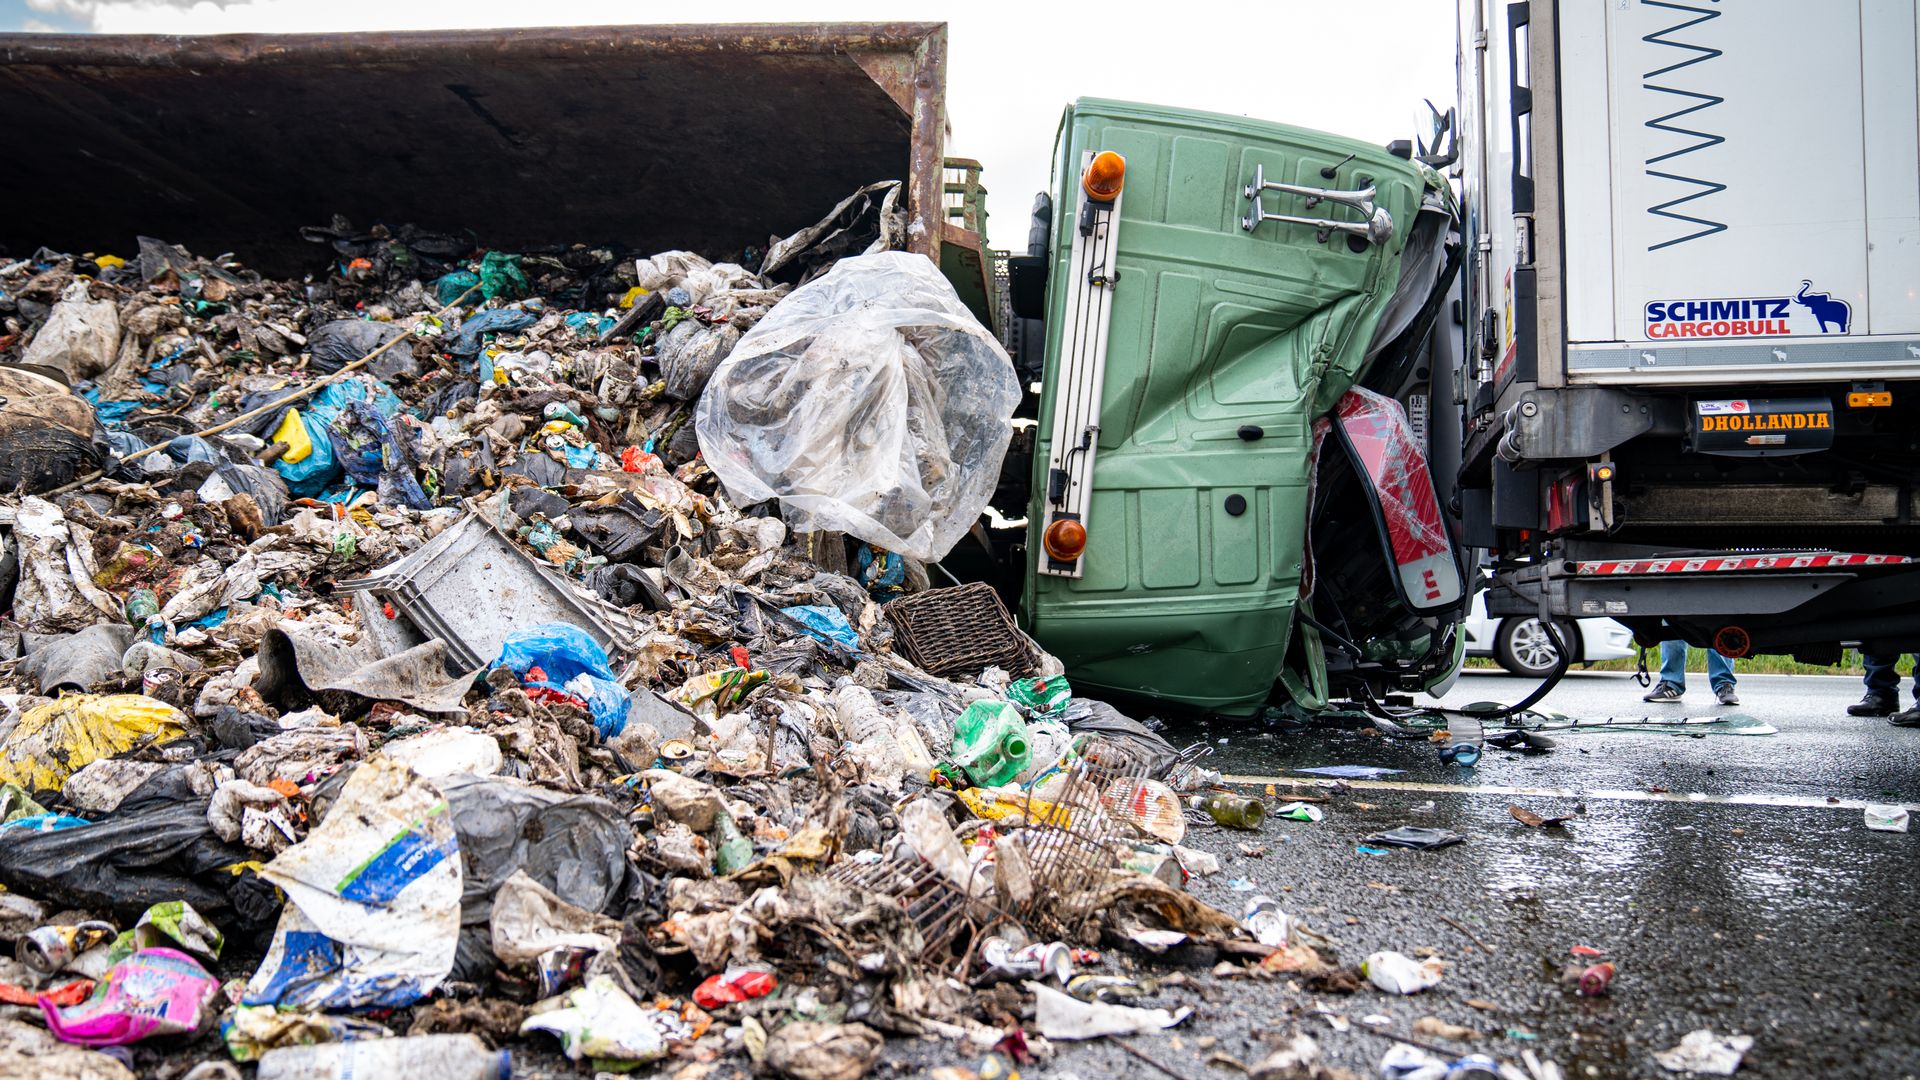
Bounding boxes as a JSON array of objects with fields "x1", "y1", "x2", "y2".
[{"x1": 932, "y1": 701, "x2": 1032, "y2": 789}]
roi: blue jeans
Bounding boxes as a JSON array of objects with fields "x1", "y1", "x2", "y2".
[
  {"x1": 1861, "y1": 653, "x2": 1914, "y2": 695},
  {"x1": 1659, "y1": 640, "x2": 1733, "y2": 691}
]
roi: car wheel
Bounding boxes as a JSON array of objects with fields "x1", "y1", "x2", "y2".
[{"x1": 1494, "y1": 616, "x2": 1579, "y2": 675}]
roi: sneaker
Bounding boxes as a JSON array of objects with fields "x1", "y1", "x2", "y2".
[
  {"x1": 1643, "y1": 682, "x2": 1684, "y2": 702},
  {"x1": 1891, "y1": 706, "x2": 1920, "y2": 728},
  {"x1": 1715, "y1": 684, "x2": 1740, "y2": 706},
  {"x1": 1848, "y1": 690, "x2": 1898, "y2": 717}
]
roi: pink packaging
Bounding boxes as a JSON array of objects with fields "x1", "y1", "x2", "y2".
[{"x1": 40, "y1": 947, "x2": 221, "y2": 1046}]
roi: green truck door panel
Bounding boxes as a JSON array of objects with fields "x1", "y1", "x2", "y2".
[{"x1": 1024, "y1": 99, "x2": 1426, "y2": 714}]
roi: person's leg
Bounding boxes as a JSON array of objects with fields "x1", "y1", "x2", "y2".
[
  {"x1": 1646, "y1": 640, "x2": 1688, "y2": 700},
  {"x1": 1706, "y1": 649, "x2": 1733, "y2": 690},
  {"x1": 1708, "y1": 649, "x2": 1738, "y2": 704},
  {"x1": 1658, "y1": 641, "x2": 1688, "y2": 689},
  {"x1": 1864, "y1": 654, "x2": 1901, "y2": 693},
  {"x1": 1893, "y1": 656, "x2": 1920, "y2": 727},
  {"x1": 1853, "y1": 654, "x2": 1902, "y2": 716}
]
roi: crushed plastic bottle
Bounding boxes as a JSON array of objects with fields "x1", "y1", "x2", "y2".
[{"x1": 932, "y1": 701, "x2": 1031, "y2": 789}]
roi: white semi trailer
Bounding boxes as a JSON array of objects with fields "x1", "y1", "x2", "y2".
[{"x1": 1456, "y1": 0, "x2": 1920, "y2": 664}]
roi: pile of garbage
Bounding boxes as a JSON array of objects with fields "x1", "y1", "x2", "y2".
[{"x1": 0, "y1": 198, "x2": 1341, "y2": 1080}]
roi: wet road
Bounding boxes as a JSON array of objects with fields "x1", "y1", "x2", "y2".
[{"x1": 908, "y1": 672, "x2": 1920, "y2": 1080}]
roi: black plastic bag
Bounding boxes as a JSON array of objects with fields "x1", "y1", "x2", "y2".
[
  {"x1": 0, "y1": 791, "x2": 252, "y2": 920},
  {"x1": 439, "y1": 776, "x2": 630, "y2": 981},
  {"x1": 570, "y1": 495, "x2": 662, "y2": 562},
  {"x1": 307, "y1": 318, "x2": 405, "y2": 374}
]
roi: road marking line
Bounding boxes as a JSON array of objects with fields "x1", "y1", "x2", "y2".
[{"x1": 1220, "y1": 775, "x2": 1914, "y2": 811}]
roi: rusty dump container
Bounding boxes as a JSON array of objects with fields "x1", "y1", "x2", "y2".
[{"x1": 0, "y1": 23, "x2": 953, "y2": 274}]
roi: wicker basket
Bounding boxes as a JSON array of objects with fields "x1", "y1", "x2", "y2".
[{"x1": 883, "y1": 581, "x2": 1036, "y2": 679}]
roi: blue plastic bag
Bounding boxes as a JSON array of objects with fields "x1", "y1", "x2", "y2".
[
  {"x1": 433, "y1": 270, "x2": 480, "y2": 306},
  {"x1": 447, "y1": 308, "x2": 537, "y2": 357},
  {"x1": 855, "y1": 544, "x2": 906, "y2": 599},
  {"x1": 0, "y1": 814, "x2": 92, "y2": 835},
  {"x1": 273, "y1": 377, "x2": 406, "y2": 498},
  {"x1": 270, "y1": 411, "x2": 341, "y2": 497},
  {"x1": 490, "y1": 624, "x2": 628, "y2": 737},
  {"x1": 780, "y1": 605, "x2": 860, "y2": 652}
]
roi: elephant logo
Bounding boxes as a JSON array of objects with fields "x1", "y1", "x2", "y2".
[{"x1": 1793, "y1": 280, "x2": 1851, "y2": 334}]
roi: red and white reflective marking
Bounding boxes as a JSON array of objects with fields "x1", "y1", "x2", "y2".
[{"x1": 1575, "y1": 552, "x2": 1914, "y2": 576}]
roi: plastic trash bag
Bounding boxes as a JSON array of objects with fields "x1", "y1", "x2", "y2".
[
  {"x1": 306, "y1": 319, "x2": 404, "y2": 375},
  {"x1": 656, "y1": 318, "x2": 740, "y2": 401},
  {"x1": 245, "y1": 757, "x2": 462, "y2": 1010},
  {"x1": 696, "y1": 251, "x2": 1020, "y2": 562},
  {"x1": 40, "y1": 948, "x2": 220, "y2": 1047},
  {"x1": 18, "y1": 623, "x2": 134, "y2": 694},
  {"x1": 0, "y1": 796, "x2": 251, "y2": 920},
  {"x1": 11, "y1": 496, "x2": 122, "y2": 632},
  {"x1": 0, "y1": 694, "x2": 189, "y2": 791},
  {"x1": 0, "y1": 368, "x2": 108, "y2": 494},
  {"x1": 22, "y1": 279, "x2": 119, "y2": 381},
  {"x1": 447, "y1": 308, "x2": 537, "y2": 357},
  {"x1": 780, "y1": 605, "x2": 860, "y2": 652},
  {"x1": 491, "y1": 624, "x2": 628, "y2": 738},
  {"x1": 439, "y1": 775, "x2": 629, "y2": 984},
  {"x1": 268, "y1": 417, "x2": 337, "y2": 502}
]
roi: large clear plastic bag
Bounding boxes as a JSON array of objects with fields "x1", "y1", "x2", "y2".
[{"x1": 696, "y1": 252, "x2": 1021, "y2": 562}]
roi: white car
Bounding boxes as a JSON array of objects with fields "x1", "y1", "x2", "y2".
[{"x1": 1461, "y1": 592, "x2": 1637, "y2": 675}]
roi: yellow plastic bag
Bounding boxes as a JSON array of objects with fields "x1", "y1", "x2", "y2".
[
  {"x1": 0, "y1": 694, "x2": 190, "y2": 791},
  {"x1": 270, "y1": 408, "x2": 313, "y2": 464},
  {"x1": 955, "y1": 786, "x2": 1075, "y2": 829}
]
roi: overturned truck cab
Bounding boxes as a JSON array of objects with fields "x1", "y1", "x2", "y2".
[{"x1": 990, "y1": 100, "x2": 1467, "y2": 717}]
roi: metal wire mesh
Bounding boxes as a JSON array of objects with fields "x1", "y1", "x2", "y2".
[{"x1": 825, "y1": 850, "x2": 988, "y2": 961}]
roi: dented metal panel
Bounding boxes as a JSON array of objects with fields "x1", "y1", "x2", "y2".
[{"x1": 0, "y1": 23, "x2": 947, "y2": 272}]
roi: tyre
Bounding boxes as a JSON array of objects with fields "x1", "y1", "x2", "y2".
[{"x1": 1494, "y1": 616, "x2": 1579, "y2": 676}]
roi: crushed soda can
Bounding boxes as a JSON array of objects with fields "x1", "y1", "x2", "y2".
[
  {"x1": 980, "y1": 939, "x2": 1071, "y2": 983},
  {"x1": 141, "y1": 667, "x2": 181, "y2": 698},
  {"x1": 536, "y1": 944, "x2": 600, "y2": 998},
  {"x1": 1065, "y1": 973, "x2": 1142, "y2": 1003},
  {"x1": 1578, "y1": 961, "x2": 1616, "y2": 996},
  {"x1": 18, "y1": 921, "x2": 118, "y2": 974},
  {"x1": 1243, "y1": 895, "x2": 1292, "y2": 947}
]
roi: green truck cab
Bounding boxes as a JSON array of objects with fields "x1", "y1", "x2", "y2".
[{"x1": 1001, "y1": 100, "x2": 1468, "y2": 716}]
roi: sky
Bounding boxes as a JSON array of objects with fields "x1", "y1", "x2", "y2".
[{"x1": 3, "y1": 0, "x2": 1457, "y2": 249}]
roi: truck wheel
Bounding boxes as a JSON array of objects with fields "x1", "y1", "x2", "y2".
[{"x1": 1494, "y1": 617, "x2": 1578, "y2": 676}]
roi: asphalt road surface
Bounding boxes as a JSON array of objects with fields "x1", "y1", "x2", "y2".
[{"x1": 899, "y1": 672, "x2": 1920, "y2": 1080}]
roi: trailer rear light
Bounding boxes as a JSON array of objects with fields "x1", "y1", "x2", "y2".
[
  {"x1": 1592, "y1": 463, "x2": 1615, "y2": 482},
  {"x1": 1081, "y1": 151, "x2": 1126, "y2": 202},
  {"x1": 1043, "y1": 517, "x2": 1088, "y2": 562},
  {"x1": 1848, "y1": 391, "x2": 1891, "y2": 407},
  {"x1": 1712, "y1": 626, "x2": 1752, "y2": 658}
]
